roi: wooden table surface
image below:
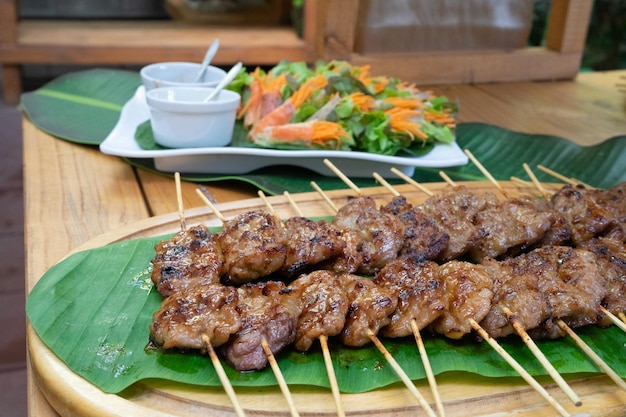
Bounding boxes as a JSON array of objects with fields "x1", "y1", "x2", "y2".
[{"x1": 23, "y1": 70, "x2": 626, "y2": 417}]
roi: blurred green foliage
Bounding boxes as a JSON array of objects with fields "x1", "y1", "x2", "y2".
[{"x1": 531, "y1": 0, "x2": 626, "y2": 70}]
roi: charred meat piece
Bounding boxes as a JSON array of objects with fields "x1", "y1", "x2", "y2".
[
  {"x1": 220, "y1": 281, "x2": 302, "y2": 371},
  {"x1": 419, "y1": 186, "x2": 492, "y2": 262},
  {"x1": 578, "y1": 237, "x2": 626, "y2": 326},
  {"x1": 469, "y1": 195, "x2": 555, "y2": 261},
  {"x1": 479, "y1": 258, "x2": 550, "y2": 338},
  {"x1": 289, "y1": 270, "x2": 349, "y2": 351},
  {"x1": 430, "y1": 261, "x2": 494, "y2": 339},
  {"x1": 373, "y1": 258, "x2": 449, "y2": 337},
  {"x1": 589, "y1": 182, "x2": 626, "y2": 242},
  {"x1": 339, "y1": 274, "x2": 398, "y2": 346},
  {"x1": 380, "y1": 195, "x2": 450, "y2": 262},
  {"x1": 280, "y1": 217, "x2": 346, "y2": 278},
  {"x1": 549, "y1": 184, "x2": 612, "y2": 245},
  {"x1": 217, "y1": 210, "x2": 287, "y2": 285},
  {"x1": 516, "y1": 246, "x2": 608, "y2": 339},
  {"x1": 150, "y1": 283, "x2": 240, "y2": 350},
  {"x1": 332, "y1": 196, "x2": 404, "y2": 275},
  {"x1": 150, "y1": 225, "x2": 224, "y2": 297}
]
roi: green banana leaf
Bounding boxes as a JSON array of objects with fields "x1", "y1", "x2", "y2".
[
  {"x1": 26, "y1": 232, "x2": 626, "y2": 395},
  {"x1": 20, "y1": 69, "x2": 625, "y2": 193}
]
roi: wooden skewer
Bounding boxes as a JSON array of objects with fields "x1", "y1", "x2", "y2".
[
  {"x1": 174, "y1": 172, "x2": 187, "y2": 231},
  {"x1": 438, "y1": 171, "x2": 456, "y2": 187},
  {"x1": 366, "y1": 329, "x2": 438, "y2": 417},
  {"x1": 469, "y1": 319, "x2": 571, "y2": 417},
  {"x1": 411, "y1": 320, "x2": 445, "y2": 417},
  {"x1": 464, "y1": 149, "x2": 509, "y2": 199},
  {"x1": 195, "y1": 188, "x2": 226, "y2": 223},
  {"x1": 323, "y1": 159, "x2": 362, "y2": 195},
  {"x1": 319, "y1": 335, "x2": 346, "y2": 417},
  {"x1": 373, "y1": 172, "x2": 400, "y2": 197},
  {"x1": 261, "y1": 338, "x2": 301, "y2": 417},
  {"x1": 390, "y1": 167, "x2": 434, "y2": 196},
  {"x1": 310, "y1": 181, "x2": 339, "y2": 213},
  {"x1": 202, "y1": 335, "x2": 248, "y2": 417},
  {"x1": 554, "y1": 320, "x2": 626, "y2": 392},
  {"x1": 522, "y1": 163, "x2": 552, "y2": 200},
  {"x1": 599, "y1": 306, "x2": 626, "y2": 333},
  {"x1": 501, "y1": 307, "x2": 582, "y2": 406},
  {"x1": 619, "y1": 312, "x2": 626, "y2": 325},
  {"x1": 262, "y1": 193, "x2": 346, "y2": 417},
  {"x1": 283, "y1": 191, "x2": 304, "y2": 217},
  {"x1": 536, "y1": 165, "x2": 595, "y2": 189},
  {"x1": 257, "y1": 190, "x2": 277, "y2": 217},
  {"x1": 174, "y1": 177, "x2": 246, "y2": 416}
]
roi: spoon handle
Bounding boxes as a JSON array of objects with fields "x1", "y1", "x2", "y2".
[
  {"x1": 204, "y1": 62, "x2": 243, "y2": 102},
  {"x1": 194, "y1": 39, "x2": 220, "y2": 83}
]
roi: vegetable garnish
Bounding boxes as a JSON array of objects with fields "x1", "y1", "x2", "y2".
[{"x1": 229, "y1": 61, "x2": 458, "y2": 156}]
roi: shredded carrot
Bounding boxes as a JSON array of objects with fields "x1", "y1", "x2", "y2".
[
  {"x1": 260, "y1": 121, "x2": 349, "y2": 150},
  {"x1": 383, "y1": 96, "x2": 424, "y2": 110},
  {"x1": 386, "y1": 108, "x2": 428, "y2": 141},
  {"x1": 290, "y1": 74, "x2": 328, "y2": 108},
  {"x1": 349, "y1": 92, "x2": 376, "y2": 112}
]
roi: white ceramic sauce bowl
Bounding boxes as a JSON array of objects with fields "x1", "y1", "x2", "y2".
[
  {"x1": 145, "y1": 86, "x2": 241, "y2": 149},
  {"x1": 140, "y1": 62, "x2": 227, "y2": 91}
]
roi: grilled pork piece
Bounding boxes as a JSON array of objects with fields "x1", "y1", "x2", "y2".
[
  {"x1": 430, "y1": 261, "x2": 494, "y2": 339},
  {"x1": 289, "y1": 270, "x2": 349, "y2": 351},
  {"x1": 281, "y1": 217, "x2": 346, "y2": 278},
  {"x1": 480, "y1": 258, "x2": 550, "y2": 338},
  {"x1": 150, "y1": 225, "x2": 224, "y2": 297},
  {"x1": 332, "y1": 196, "x2": 404, "y2": 275},
  {"x1": 339, "y1": 274, "x2": 398, "y2": 346},
  {"x1": 418, "y1": 186, "x2": 491, "y2": 262},
  {"x1": 220, "y1": 281, "x2": 302, "y2": 371},
  {"x1": 548, "y1": 184, "x2": 612, "y2": 245},
  {"x1": 469, "y1": 195, "x2": 555, "y2": 262},
  {"x1": 380, "y1": 195, "x2": 450, "y2": 262},
  {"x1": 516, "y1": 246, "x2": 608, "y2": 339},
  {"x1": 578, "y1": 237, "x2": 626, "y2": 326},
  {"x1": 373, "y1": 258, "x2": 449, "y2": 337},
  {"x1": 217, "y1": 210, "x2": 287, "y2": 285},
  {"x1": 150, "y1": 283, "x2": 240, "y2": 350}
]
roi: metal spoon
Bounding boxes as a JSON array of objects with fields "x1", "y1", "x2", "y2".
[
  {"x1": 203, "y1": 62, "x2": 243, "y2": 102},
  {"x1": 193, "y1": 39, "x2": 220, "y2": 83}
]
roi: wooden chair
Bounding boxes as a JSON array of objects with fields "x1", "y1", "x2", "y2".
[{"x1": 308, "y1": 0, "x2": 594, "y2": 85}]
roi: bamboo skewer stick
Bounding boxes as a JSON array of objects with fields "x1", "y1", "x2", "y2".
[
  {"x1": 310, "y1": 181, "x2": 339, "y2": 213},
  {"x1": 319, "y1": 335, "x2": 346, "y2": 417},
  {"x1": 284, "y1": 191, "x2": 304, "y2": 217},
  {"x1": 202, "y1": 335, "x2": 248, "y2": 417},
  {"x1": 367, "y1": 330, "x2": 438, "y2": 417},
  {"x1": 438, "y1": 171, "x2": 456, "y2": 186},
  {"x1": 323, "y1": 159, "x2": 362, "y2": 195},
  {"x1": 261, "y1": 338, "x2": 301, "y2": 417},
  {"x1": 195, "y1": 187, "x2": 300, "y2": 417},
  {"x1": 261, "y1": 191, "x2": 347, "y2": 417},
  {"x1": 599, "y1": 306, "x2": 626, "y2": 333},
  {"x1": 411, "y1": 320, "x2": 445, "y2": 417},
  {"x1": 522, "y1": 163, "x2": 552, "y2": 200},
  {"x1": 469, "y1": 319, "x2": 572, "y2": 417},
  {"x1": 174, "y1": 172, "x2": 187, "y2": 231},
  {"x1": 390, "y1": 167, "x2": 434, "y2": 196},
  {"x1": 501, "y1": 307, "x2": 582, "y2": 406},
  {"x1": 554, "y1": 320, "x2": 626, "y2": 392},
  {"x1": 536, "y1": 165, "x2": 594, "y2": 189},
  {"x1": 464, "y1": 149, "x2": 509, "y2": 199},
  {"x1": 172, "y1": 175, "x2": 246, "y2": 416}
]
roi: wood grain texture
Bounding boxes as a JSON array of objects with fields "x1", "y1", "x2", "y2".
[{"x1": 28, "y1": 182, "x2": 626, "y2": 417}]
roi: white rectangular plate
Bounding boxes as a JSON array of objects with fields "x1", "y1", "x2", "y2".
[{"x1": 100, "y1": 87, "x2": 469, "y2": 177}]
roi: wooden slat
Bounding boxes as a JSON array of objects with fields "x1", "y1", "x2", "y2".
[
  {"x1": 545, "y1": 0, "x2": 594, "y2": 53},
  {"x1": 351, "y1": 47, "x2": 582, "y2": 85}
]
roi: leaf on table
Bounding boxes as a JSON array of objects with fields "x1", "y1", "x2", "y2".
[
  {"x1": 26, "y1": 234, "x2": 626, "y2": 395},
  {"x1": 20, "y1": 69, "x2": 141, "y2": 145}
]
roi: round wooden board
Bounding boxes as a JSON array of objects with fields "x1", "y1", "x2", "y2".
[{"x1": 28, "y1": 182, "x2": 626, "y2": 417}]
